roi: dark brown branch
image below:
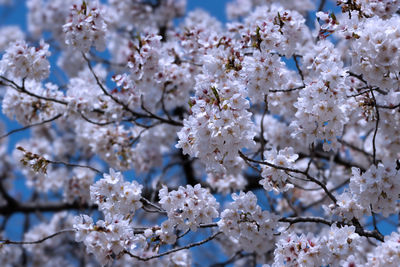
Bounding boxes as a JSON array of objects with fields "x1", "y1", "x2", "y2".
[
  {"x1": 141, "y1": 96, "x2": 183, "y2": 127},
  {"x1": 338, "y1": 139, "x2": 373, "y2": 160},
  {"x1": 82, "y1": 53, "x2": 148, "y2": 119},
  {"x1": 293, "y1": 55, "x2": 305, "y2": 85},
  {"x1": 47, "y1": 159, "x2": 102, "y2": 174},
  {"x1": 140, "y1": 197, "x2": 167, "y2": 214},
  {"x1": 0, "y1": 114, "x2": 62, "y2": 140},
  {"x1": 0, "y1": 202, "x2": 96, "y2": 215},
  {"x1": 0, "y1": 229, "x2": 74, "y2": 245},
  {"x1": 239, "y1": 151, "x2": 337, "y2": 203},
  {"x1": 269, "y1": 85, "x2": 305, "y2": 93},
  {"x1": 124, "y1": 231, "x2": 222, "y2": 261},
  {"x1": 260, "y1": 95, "x2": 268, "y2": 161},
  {"x1": 318, "y1": 0, "x2": 327, "y2": 11},
  {"x1": 370, "y1": 88, "x2": 379, "y2": 165},
  {"x1": 279, "y1": 216, "x2": 332, "y2": 226}
]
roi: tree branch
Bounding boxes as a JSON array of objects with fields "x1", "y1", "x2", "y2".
[
  {"x1": 124, "y1": 231, "x2": 222, "y2": 261},
  {"x1": 0, "y1": 229, "x2": 75, "y2": 245}
]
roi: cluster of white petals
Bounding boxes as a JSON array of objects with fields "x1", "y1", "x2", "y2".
[
  {"x1": 74, "y1": 214, "x2": 144, "y2": 266},
  {"x1": 218, "y1": 191, "x2": 280, "y2": 256},
  {"x1": 273, "y1": 224, "x2": 364, "y2": 267},
  {"x1": 260, "y1": 147, "x2": 298, "y2": 192},
  {"x1": 0, "y1": 26, "x2": 24, "y2": 51},
  {"x1": 350, "y1": 160, "x2": 400, "y2": 217},
  {"x1": 90, "y1": 169, "x2": 143, "y2": 217},
  {"x1": 0, "y1": 40, "x2": 50, "y2": 81},
  {"x1": 74, "y1": 170, "x2": 146, "y2": 265},
  {"x1": 2, "y1": 80, "x2": 64, "y2": 125},
  {"x1": 242, "y1": 50, "x2": 287, "y2": 103},
  {"x1": 177, "y1": 49, "x2": 256, "y2": 176},
  {"x1": 243, "y1": 5, "x2": 308, "y2": 58},
  {"x1": 367, "y1": 231, "x2": 400, "y2": 266},
  {"x1": 351, "y1": 15, "x2": 400, "y2": 90},
  {"x1": 206, "y1": 172, "x2": 247, "y2": 195},
  {"x1": 226, "y1": 0, "x2": 314, "y2": 19},
  {"x1": 158, "y1": 184, "x2": 219, "y2": 243},
  {"x1": 63, "y1": 0, "x2": 107, "y2": 52},
  {"x1": 24, "y1": 212, "x2": 75, "y2": 266}
]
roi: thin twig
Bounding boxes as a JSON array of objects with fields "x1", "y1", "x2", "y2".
[
  {"x1": 270, "y1": 85, "x2": 305, "y2": 93},
  {"x1": 141, "y1": 96, "x2": 183, "y2": 127},
  {"x1": 293, "y1": 55, "x2": 305, "y2": 86},
  {"x1": 239, "y1": 151, "x2": 337, "y2": 203},
  {"x1": 124, "y1": 231, "x2": 222, "y2": 261},
  {"x1": 140, "y1": 197, "x2": 167, "y2": 214},
  {"x1": 260, "y1": 95, "x2": 268, "y2": 161},
  {"x1": 370, "y1": 89, "x2": 379, "y2": 165},
  {"x1": 82, "y1": 53, "x2": 147, "y2": 119},
  {"x1": 279, "y1": 216, "x2": 332, "y2": 226},
  {"x1": 0, "y1": 229, "x2": 75, "y2": 245},
  {"x1": 0, "y1": 114, "x2": 62, "y2": 140},
  {"x1": 47, "y1": 159, "x2": 102, "y2": 174}
]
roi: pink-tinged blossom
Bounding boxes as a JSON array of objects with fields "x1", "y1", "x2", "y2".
[
  {"x1": 350, "y1": 160, "x2": 400, "y2": 217},
  {"x1": 218, "y1": 191, "x2": 280, "y2": 257},
  {"x1": 260, "y1": 147, "x2": 298, "y2": 193},
  {"x1": 63, "y1": 1, "x2": 107, "y2": 52},
  {"x1": 90, "y1": 169, "x2": 143, "y2": 217},
  {"x1": 158, "y1": 184, "x2": 219, "y2": 243},
  {"x1": 0, "y1": 40, "x2": 50, "y2": 81}
]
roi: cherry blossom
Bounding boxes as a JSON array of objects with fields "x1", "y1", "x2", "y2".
[{"x1": 0, "y1": 0, "x2": 400, "y2": 266}]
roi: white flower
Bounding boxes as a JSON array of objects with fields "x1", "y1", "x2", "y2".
[
  {"x1": 0, "y1": 40, "x2": 50, "y2": 81},
  {"x1": 90, "y1": 169, "x2": 143, "y2": 217},
  {"x1": 63, "y1": 1, "x2": 107, "y2": 52},
  {"x1": 158, "y1": 184, "x2": 219, "y2": 243},
  {"x1": 218, "y1": 191, "x2": 280, "y2": 254},
  {"x1": 260, "y1": 147, "x2": 298, "y2": 193}
]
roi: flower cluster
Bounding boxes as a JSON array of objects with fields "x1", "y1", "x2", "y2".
[
  {"x1": 218, "y1": 191, "x2": 279, "y2": 255},
  {"x1": 74, "y1": 214, "x2": 144, "y2": 266},
  {"x1": 322, "y1": 224, "x2": 364, "y2": 266},
  {"x1": 90, "y1": 169, "x2": 143, "y2": 217},
  {"x1": 0, "y1": 40, "x2": 50, "y2": 81},
  {"x1": 226, "y1": 0, "x2": 314, "y2": 19},
  {"x1": 273, "y1": 224, "x2": 364, "y2": 267},
  {"x1": 2, "y1": 81, "x2": 64, "y2": 126},
  {"x1": 260, "y1": 147, "x2": 298, "y2": 193},
  {"x1": 291, "y1": 40, "x2": 349, "y2": 152},
  {"x1": 241, "y1": 50, "x2": 287, "y2": 104},
  {"x1": 74, "y1": 170, "x2": 146, "y2": 265},
  {"x1": 64, "y1": 167, "x2": 96, "y2": 203},
  {"x1": 177, "y1": 50, "x2": 256, "y2": 175},
  {"x1": 206, "y1": 172, "x2": 247, "y2": 195},
  {"x1": 367, "y1": 231, "x2": 400, "y2": 266},
  {"x1": 74, "y1": 122, "x2": 140, "y2": 170},
  {"x1": 351, "y1": 15, "x2": 400, "y2": 90},
  {"x1": 158, "y1": 184, "x2": 219, "y2": 243},
  {"x1": 27, "y1": 0, "x2": 73, "y2": 42},
  {"x1": 108, "y1": 0, "x2": 186, "y2": 32},
  {"x1": 63, "y1": 0, "x2": 107, "y2": 52},
  {"x1": 337, "y1": 0, "x2": 400, "y2": 18},
  {"x1": 24, "y1": 212, "x2": 75, "y2": 266},
  {"x1": 273, "y1": 231, "x2": 323, "y2": 267},
  {"x1": 349, "y1": 160, "x2": 400, "y2": 217},
  {"x1": 328, "y1": 191, "x2": 371, "y2": 221},
  {"x1": 243, "y1": 5, "x2": 307, "y2": 58}
]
